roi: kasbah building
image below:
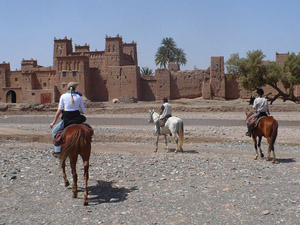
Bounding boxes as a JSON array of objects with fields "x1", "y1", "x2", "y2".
[{"x1": 0, "y1": 35, "x2": 296, "y2": 104}]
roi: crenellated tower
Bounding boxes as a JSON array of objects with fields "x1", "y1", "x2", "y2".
[{"x1": 53, "y1": 37, "x2": 73, "y2": 69}]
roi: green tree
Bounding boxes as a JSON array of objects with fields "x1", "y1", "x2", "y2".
[
  {"x1": 226, "y1": 50, "x2": 300, "y2": 104},
  {"x1": 155, "y1": 37, "x2": 187, "y2": 68},
  {"x1": 174, "y1": 48, "x2": 187, "y2": 66},
  {"x1": 140, "y1": 67, "x2": 154, "y2": 76}
]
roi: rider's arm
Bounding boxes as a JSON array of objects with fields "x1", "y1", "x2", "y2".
[
  {"x1": 159, "y1": 105, "x2": 164, "y2": 115},
  {"x1": 50, "y1": 109, "x2": 63, "y2": 128},
  {"x1": 79, "y1": 97, "x2": 86, "y2": 114}
]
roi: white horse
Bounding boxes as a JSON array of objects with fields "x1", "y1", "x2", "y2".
[{"x1": 148, "y1": 109, "x2": 184, "y2": 153}]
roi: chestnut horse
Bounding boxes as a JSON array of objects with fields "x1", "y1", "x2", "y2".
[
  {"x1": 246, "y1": 112, "x2": 278, "y2": 163},
  {"x1": 59, "y1": 124, "x2": 93, "y2": 205}
]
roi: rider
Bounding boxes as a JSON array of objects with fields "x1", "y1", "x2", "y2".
[
  {"x1": 246, "y1": 88, "x2": 270, "y2": 137},
  {"x1": 49, "y1": 82, "x2": 86, "y2": 158},
  {"x1": 155, "y1": 97, "x2": 172, "y2": 135}
]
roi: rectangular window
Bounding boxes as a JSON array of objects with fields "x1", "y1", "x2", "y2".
[
  {"x1": 32, "y1": 93, "x2": 35, "y2": 96},
  {"x1": 62, "y1": 71, "x2": 67, "y2": 77},
  {"x1": 43, "y1": 82, "x2": 47, "y2": 87},
  {"x1": 62, "y1": 83, "x2": 66, "y2": 88},
  {"x1": 72, "y1": 71, "x2": 77, "y2": 77},
  {"x1": 15, "y1": 78, "x2": 18, "y2": 81}
]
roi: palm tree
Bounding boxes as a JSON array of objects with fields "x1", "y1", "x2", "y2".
[
  {"x1": 155, "y1": 37, "x2": 187, "y2": 68},
  {"x1": 174, "y1": 48, "x2": 187, "y2": 66},
  {"x1": 140, "y1": 67, "x2": 154, "y2": 76}
]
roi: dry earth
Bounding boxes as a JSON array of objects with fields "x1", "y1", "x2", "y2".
[{"x1": 1, "y1": 98, "x2": 300, "y2": 224}]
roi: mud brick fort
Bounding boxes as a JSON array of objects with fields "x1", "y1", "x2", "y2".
[{"x1": 0, "y1": 35, "x2": 292, "y2": 104}]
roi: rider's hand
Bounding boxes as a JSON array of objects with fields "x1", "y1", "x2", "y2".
[{"x1": 49, "y1": 122, "x2": 54, "y2": 129}]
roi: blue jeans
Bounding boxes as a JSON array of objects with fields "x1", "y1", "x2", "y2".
[{"x1": 52, "y1": 120, "x2": 64, "y2": 153}]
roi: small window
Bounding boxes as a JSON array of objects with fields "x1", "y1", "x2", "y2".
[
  {"x1": 32, "y1": 93, "x2": 35, "y2": 96},
  {"x1": 15, "y1": 78, "x2": 18, "y2": 81},
  {"x1": 62, "y1": 83, "x2": 66, "y2": 88},
  {"x1": 62, "y1": 71, "x2": 67, "y2": 77},
  {"x1": 43, "y1": 82, "x2": 47, "y2": 87},
  {"x1": 72, "y1": 71, "x2": 77, "y2": 77}
]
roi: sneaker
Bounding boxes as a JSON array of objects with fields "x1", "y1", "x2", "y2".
[{"x1": 52, "y1": 152, "x2": 61, "y2": 159}]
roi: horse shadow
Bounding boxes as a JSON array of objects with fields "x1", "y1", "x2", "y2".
[
  {"x1": 167, "y1": 148, "x2": 199, "y2": 154},
  {"x1": 275, "y1": 158, "x2": 296, "y2": 164},
  {"x1": 86, "y1": 180, "x2": 137, "y2": 205}
]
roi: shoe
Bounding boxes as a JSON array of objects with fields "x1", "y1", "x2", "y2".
[{"x1": 52, "y1": 152, "x2": 61, "y2": 159}]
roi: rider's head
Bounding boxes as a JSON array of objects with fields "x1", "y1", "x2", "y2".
[
  {"x1": 163, "y1": 97, "x2": 168, "y2": 103},
  {"x1": 256, "y1": 88, "x2": 264, "y2": 96},
  {"x1": 67, "y1": 82, "x2": 79, "y2": 104},
  {"x1": 67, "y1": 82, "x2": 78, "y2": 91}
]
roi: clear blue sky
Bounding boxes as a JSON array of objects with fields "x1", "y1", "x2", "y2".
[{"x1": 1, "y1": 0, "x2": 299, "y2": 71}]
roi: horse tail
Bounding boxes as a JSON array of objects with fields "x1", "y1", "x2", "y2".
[
  {"x1": 270, "y1": 119, "x2": 278, "y2": 149},
  {"x1": 59, "y1": 125, "x2": 92, "y2": 169},
  {"x1": 178, "y1": 120, "x2": 184, "y2": 148}
]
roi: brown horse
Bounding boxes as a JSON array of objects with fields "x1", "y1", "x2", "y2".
[
  {"x1": 59, "y1": 124, "x2": 93, "y2": 205},
  {"x1": 246, "y1": 112, "x2": 278, "y2": 163}
]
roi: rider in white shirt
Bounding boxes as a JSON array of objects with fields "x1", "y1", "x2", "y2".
[
  {"x1": 49, "y1": 82, "x2": 86, "y2": 157},
  {"x1": 246, "y1": 88, "x2": 270, "y2": 136},
  {"x1": 156, "y1": 97, "x2": 172, "y2": 135}
]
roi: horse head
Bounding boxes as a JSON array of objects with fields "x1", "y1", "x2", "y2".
[{"x1": 148, "y1": 109, "x2": 155, "y2": 123}]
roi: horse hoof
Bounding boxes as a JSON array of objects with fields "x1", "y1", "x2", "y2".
[
  {"x1": 65, "y1": 181, "x2": 70, "y2": 187},
  {"x1": 154, "y1": 150, "x2": 157, "y2": 153},
  {"x1": 84, "y1": 201, "x2": 89, "y2": 206},
  {"x1": 254, "y1": 155, "x2": 258, "y2": 160},
  {"x1": 261, "y1": 153, "x2": 264, "y2": 158}
]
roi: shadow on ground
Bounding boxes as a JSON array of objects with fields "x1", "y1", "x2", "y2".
[
  {"x1": 276, "y1": 158, "x2": 296, "y2": 164},
  {"x1": 87, "y1": 180, "x2": 137, "y2": 205}
]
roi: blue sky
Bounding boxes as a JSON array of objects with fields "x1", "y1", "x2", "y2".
[{"x1": 1, "y1": 0, "x2": 300, "y2": 71}]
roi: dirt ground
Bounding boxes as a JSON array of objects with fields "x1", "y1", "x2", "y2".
[
  {"x1": 0, "y1": 98, "x2": 299, "y2": 154},
  {"x1": 1, "y1": 99, "x2": 300, "y2": 225}
]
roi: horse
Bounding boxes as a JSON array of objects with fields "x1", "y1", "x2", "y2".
[
  {"x1": 148, "y1": 110, "x2": 184, "y2": 153},
  {"x1": 245, "y1": 112, "x2": 278, "y2": 164},
  {"x1": 59, "y1": 124, "x2": 93, "y2": 205}
]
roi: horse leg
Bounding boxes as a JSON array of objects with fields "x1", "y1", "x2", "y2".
[
  {"x1": 266, "y1": 137, "x2": 271, "y2": 161},
  {"x1": 164, "y1": 135, "x2": 169, "y2": 152},
  {"x1": 82, "y1": 158, "x2": 89, "y2": 205},
  {"x1": 70, "y1": 156, "x2": 78, "y2": 198},
  {"x1": 252, "y1": 136, "x2": 258, "y2": 160},
  {"x1": 154, "y1": 135, "x2": 159, "y2": 152},
  {"x1": 62, "y1": 159, "x2": 70, "y2": 187},
  {"x1": 272, "y1": 146, "x2": 276, "y2": 164},
  {"x1": 174, "y1": 134, "x2": 179, "y2": 153},
  {"x1": 258, "y1": 136, "x2": 264, "y2": 158}
]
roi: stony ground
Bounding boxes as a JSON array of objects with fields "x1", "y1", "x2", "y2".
[{"x1": 1, "y1": 99, "x2": 300, "y2": 225}]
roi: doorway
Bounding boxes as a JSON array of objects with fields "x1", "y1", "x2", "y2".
[{"x1": 6, "y1": 90, "x2": 16, "y2": 103}]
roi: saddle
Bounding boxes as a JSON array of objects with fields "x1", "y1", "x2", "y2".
[
  {"x1": 158, "y1": 115, "x2": 172, "y2": 127},
  {"x1": 53, "y1": 123, "x2": 93, "y2": 146},
  {"x1": 249, "y1": 115, "x2": 267, "y2": 130}
]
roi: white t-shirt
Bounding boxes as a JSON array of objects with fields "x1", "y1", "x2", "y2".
[
  {"x1": 253, "y1": 97, "x2": 268, "y2": 113},
  {"x1": 58, "y1": 92, "x2": 86, "y2": 113},
  {"x1": 160, "y1": 103, "x2": 172, "y2": 119}
]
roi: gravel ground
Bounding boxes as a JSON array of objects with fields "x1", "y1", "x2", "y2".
[
  {"x1": 1, "y1": 141, "x2": 300, "y2": 225},
  {"x1": 1, "y1": 103, "x2": 300, "y2": 225}
]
